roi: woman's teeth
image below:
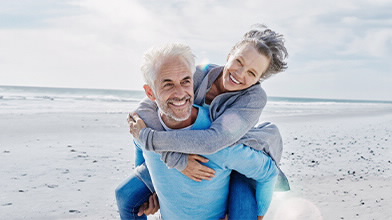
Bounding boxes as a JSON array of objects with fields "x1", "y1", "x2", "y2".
[{"x1": 230, "y1": 74, "x2": 241, "y2": 84}]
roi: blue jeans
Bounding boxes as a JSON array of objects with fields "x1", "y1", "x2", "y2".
[
  {"x1": 228, "y1": 171, "x2": 258, "y2": 219},
  {"x1": 115, "y1": 172, "x2": 152, "y2": 220},
  {"x1": 229, "y1": 171, "x2": 277, "y2": 219}
]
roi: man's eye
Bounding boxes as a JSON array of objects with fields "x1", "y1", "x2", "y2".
[
  {"x1": 163, "y1": 83, "x2": 173, "y2": 88},
  {"x1": 236, "y1": 59, "x2": 242, "y2": 65},
  {"x1": 182, "y1": 80, "x2": 191, "y2": 85},
  {"x1": 248, "y1": 71, "x2": 256, "y2": 77}
]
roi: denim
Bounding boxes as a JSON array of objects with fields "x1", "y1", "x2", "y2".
[
  {"x1": 228, "y1": 171, "x2": 278, "y2": 218},
  {"x1": 228, "y1": 171, "x2": 257, "y2": 219},
  {"x1": 115, "y1": 172, "x2": 152, "y2": 220},
  {"x1": 134, "y1": 145, "x2": 145, "y2": 167}
]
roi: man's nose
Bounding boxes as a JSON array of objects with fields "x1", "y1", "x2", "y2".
[{"x1": 173, "y1": 85, "x2": 187, "y2": 97}]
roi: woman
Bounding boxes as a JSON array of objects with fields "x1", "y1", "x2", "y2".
[{"x1": 123, "y1": 24, "x2": 289, "y2": 219}]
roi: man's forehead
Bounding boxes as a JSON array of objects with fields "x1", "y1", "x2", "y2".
[{"x1": 156, "y1": 58, "x2": 192, "y2": 82}]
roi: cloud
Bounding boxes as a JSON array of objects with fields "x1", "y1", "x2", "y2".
[
  {"x1": 0, "y1": 0, "x2": 391, "y2": 100},
  {"x1": 0, "y1": 0, "x2": 79, "y2": 28},
  {"x1": 342, "y1": 29, "x2": 392, "y2": 57}
]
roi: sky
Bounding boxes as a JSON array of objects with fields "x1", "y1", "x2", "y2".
[{"x1": 0, "y1": 0, "x2": 391, "y2": 101}]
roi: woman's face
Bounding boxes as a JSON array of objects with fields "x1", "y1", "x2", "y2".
[{"x1": 221, "y1": 44, "x2": 270, "y2": 92}]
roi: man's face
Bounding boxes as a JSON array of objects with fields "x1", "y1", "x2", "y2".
[{"x1": 146, "y1": 57, "x2": 194, "y2": 122}]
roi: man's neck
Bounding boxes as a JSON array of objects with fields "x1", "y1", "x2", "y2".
[{"x1": 161, "y1": 106, "x2": 198, "y2": 129}]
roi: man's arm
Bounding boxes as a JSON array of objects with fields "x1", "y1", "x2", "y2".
[{"x1": 218, "y1": 144, "x2": 279, "y2": 217}]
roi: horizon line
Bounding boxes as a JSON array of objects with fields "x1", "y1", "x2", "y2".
[{"x1": 1, "y1": 84, "x2": 392, "y2": 103}]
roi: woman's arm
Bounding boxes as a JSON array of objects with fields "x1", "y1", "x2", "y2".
[
  {"x1": 234, "y1": 122, "x2": 283, "y2": 164},
  {"x1": 132, "y1": 98, "x2": 215, "y2": 180},
  {"x1": 138, "y1": 85, "x2": 267, "y2": 154}
]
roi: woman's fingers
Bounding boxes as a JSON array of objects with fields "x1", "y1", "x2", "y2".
[
  {"x1": 194, "y1": 171, "x2": 214, "y2": 181},
  {"x1": 199, "y1": 165, "x2": 216, "y2": 176},
  {"x1": 191, "y1": 176, "x2": 202, "y2": 182},
  {"x1": 182, "y1": 154, "x2": 216, "y2": 181},
  {"x1": 191, "y1": 154, "x2": 209, "y2": 163},
  {"x1": 127, "y1": 113, "x2": 146, "y2": 139},
  {"x1": 190, "y1": 155, "x2": 216, "y2": 175}
]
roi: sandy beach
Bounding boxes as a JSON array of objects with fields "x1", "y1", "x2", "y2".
[{"x1": 1, "y1": 104, "x2": 391, "y2": 219}]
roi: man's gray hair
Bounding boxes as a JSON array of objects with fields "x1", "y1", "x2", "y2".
[
  {"x1": 229, "y1": 24, "x2": 288, "y2": 81},
  {"x1": 141, "y1": 43, "x2": 196, "y2": 87}
]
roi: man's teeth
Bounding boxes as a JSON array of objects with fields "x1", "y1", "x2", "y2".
[
  {"x1": 230, "y1": 74, "x2": 241, "y2": 84},
  {"x1": 171, "y1": 100, "x2": 187, "y2": 106}
]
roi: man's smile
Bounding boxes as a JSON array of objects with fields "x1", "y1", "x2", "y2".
[{"x1": 167, "y1": 96, "x2": 191, "y2": 107}]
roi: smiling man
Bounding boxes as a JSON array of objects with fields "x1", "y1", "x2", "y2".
[{"x1": 116, "y1": 43, "x2": 281, "y2": 220}]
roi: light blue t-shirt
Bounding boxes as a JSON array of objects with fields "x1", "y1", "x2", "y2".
[{"x1": 136, "y1": 105, "x2": 278, "y2": 219}]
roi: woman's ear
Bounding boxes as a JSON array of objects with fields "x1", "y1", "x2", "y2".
[{"x1": 143, "y1": 84, "x2": 156, "y2": 101}]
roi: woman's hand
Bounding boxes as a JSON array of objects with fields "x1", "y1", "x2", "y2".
[
  {"x1": 128, "y1": 113, "x2": 147, "y2": 140},
  {"x1": 182, "y1": 154, "x2": 216, "y2": 182}
]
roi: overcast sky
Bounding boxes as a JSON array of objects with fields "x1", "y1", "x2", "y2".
[{"x1": 1, "y1": 0, "x2": 391, "y2": 101}]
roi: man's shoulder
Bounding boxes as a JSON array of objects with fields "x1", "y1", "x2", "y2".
[{"x1": 191, "y1": 105, "x2": 211, "y2": 130}]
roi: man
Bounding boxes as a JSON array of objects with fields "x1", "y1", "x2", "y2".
[{"x1": 117, "y1": 43, "x2": 280, "y2": 219}]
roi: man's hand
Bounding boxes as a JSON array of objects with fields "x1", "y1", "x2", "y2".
[
  {"x1": 182, "y1": 154, "x2": 216, "y2": 182},
  {"x1": 128, "y1": 113, "x2": 147, "y2": 140},
  {"x1": 137, "y1": 193, "x2": 160, "y2": 216}
]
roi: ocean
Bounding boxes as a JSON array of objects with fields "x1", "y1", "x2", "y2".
[{"x1": 1, "y1": 85, "x2": 391, "y2": 119}]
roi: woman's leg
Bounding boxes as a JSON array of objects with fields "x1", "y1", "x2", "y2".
[
  {"x1": 115, "y1": 172, "x2": 152, "y2": 220},
  {"x1": 228, "y1": 171, "x2": 258, "y2": 220}
]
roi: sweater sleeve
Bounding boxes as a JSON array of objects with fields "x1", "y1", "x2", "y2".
[
  {"x1": 160, "y1": 151, "x2": 189, "y2": 171},
  {"x1": 138, "y1": 87, "x2": 267, "y2": 154},
  {"x1": 235, "y1": 122, "x2": 283, "y2": 164}
]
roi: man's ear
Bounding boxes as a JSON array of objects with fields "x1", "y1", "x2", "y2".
[{"x1": 143, "y1": 84, "x2": 156, "y2": 101}]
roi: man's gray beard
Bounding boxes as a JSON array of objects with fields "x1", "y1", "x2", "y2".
[{"x1": 156, "y1": 101, "x2": 192, "y2": 122}]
